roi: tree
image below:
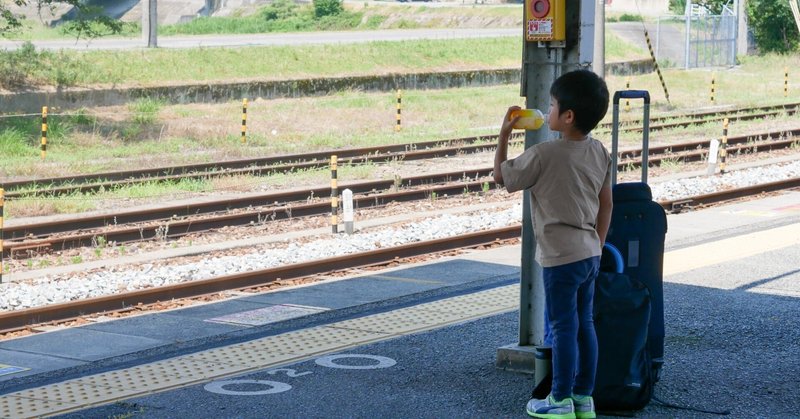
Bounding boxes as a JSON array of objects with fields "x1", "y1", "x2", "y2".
[
  {"x1": 747, "y1": 0, "x2": 799, "y2": 53},
  {"x1": 0, "y1": 0, "x2": 122, "y2": 39}
]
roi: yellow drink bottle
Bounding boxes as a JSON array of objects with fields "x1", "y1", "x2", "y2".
[{"x1": 509, "y1": 109, "x2": 545, "y2": 130}]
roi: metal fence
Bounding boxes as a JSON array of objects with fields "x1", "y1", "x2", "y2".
[{"x1": 654, "y1": 1, "x2": 738, "y2": 69}]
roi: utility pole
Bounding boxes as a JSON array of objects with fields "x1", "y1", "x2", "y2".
[
  {"x1": 736, "y1": 0, "x2": 748, "y2": 58},
  {"x1": 496, "y1": 0, "x2": 594, "y2": 377},
  {"x1": 143, "y1": 0, "x2": 157, "y2": 48},
  {"x1": 593, "y1": 0, "x2": 605, "y2": 77}
]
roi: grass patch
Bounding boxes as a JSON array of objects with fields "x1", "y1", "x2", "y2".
[
  {"x1": 59, "y1": 37, "x2": 521, "y2": 86},
  {"x1": 0, "y1": 42, "x2": 90, "y2": 89},
  {"x1": 606, "y1": 31, "x2": 648, "y2": 62},
  {"x1": 129, "y1": 98, "x2": 164, "y2": 125}
]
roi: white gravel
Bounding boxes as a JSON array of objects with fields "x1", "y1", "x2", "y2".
[
  {"x1": 0, "y1": 205, "x2": 524, "y2": 311},
  {"x1": 1, "y1": 159, "x2": 798, "y2": 313},
  {"x1": 651, "y1": 160, "x2": 800, "y2": 201}
]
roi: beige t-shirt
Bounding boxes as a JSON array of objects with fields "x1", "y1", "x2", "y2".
[{"x1": 501, "y1": 136, "x2": 612, "y2": 267}]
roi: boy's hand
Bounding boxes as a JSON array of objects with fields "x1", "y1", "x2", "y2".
[{"x1": 501, "y1": 106, "x2": 522, "y2": 139}]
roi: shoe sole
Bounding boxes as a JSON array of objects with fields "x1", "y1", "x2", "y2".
[{"x1": 526, "y1": 409, "x2": 577, "y2": 419}]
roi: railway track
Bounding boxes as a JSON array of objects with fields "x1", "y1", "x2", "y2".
[
  {"x1": 3, "y1": 127, "x2": 799, "y2": 258},
  {"x1": 2, "y1": 176, "x2": 799, "y2": 335},
  {"x1": 596, "y1": 101, "x2": 800, "y2": 133},
  {"x1": 4, "y1": 102, "x2": 798, "y2": 198}
]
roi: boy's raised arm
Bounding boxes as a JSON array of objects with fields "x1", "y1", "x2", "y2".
[{"x1": 494, "y1": 106, "x2": 521, "y2": 186}]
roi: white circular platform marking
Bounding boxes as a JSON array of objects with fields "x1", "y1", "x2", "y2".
[
  {"x1": 204, "y1": 379, "x2": 292, "y2": 395},
  {"x1": 315, "y1": 354, "x2": 397, "y2": 370}
]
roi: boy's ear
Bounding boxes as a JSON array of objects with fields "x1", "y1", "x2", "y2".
[{"x1": 563, "y1": 109, "x2": 575, "y2": 125}]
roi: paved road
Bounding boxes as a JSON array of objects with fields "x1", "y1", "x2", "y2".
[
  {"x1": 610, "y1": 21, "x2": 685, "y2": 67},
  {"x1": 0, "y1": 28, "x2": 520, "y2": 51}
]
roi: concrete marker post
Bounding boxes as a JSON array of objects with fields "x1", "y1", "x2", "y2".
[
  {"x1": 342, "y1": 189, "x2": 354, "y2": 234},
  {"x1": 706, "y1": 138, "x2": 720, "y2": 175}
]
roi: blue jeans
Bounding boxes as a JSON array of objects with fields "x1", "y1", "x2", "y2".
[{"x1": 543, "y1": 256, "x2": 599, "y2": 401}]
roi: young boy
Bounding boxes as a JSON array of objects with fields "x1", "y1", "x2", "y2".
[{"x1": 493, "y1": 70, "x2": 613, "y2": 419}]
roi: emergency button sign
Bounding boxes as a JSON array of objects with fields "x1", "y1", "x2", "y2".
[
  {"x1": 528, "y1": 19, "x2": 553, "y2": 37},
  {"x1": 525, "y1": 0, "x2": 565, "y2": 41}
]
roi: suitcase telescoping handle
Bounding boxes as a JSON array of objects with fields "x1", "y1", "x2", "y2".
[{"x1": 610, "y1": 90, "x2": 650, "y2": 186}]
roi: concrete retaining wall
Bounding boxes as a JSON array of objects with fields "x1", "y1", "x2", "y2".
[{"x1": 0, "y1": 59, "x2": 653, "y2": 113}]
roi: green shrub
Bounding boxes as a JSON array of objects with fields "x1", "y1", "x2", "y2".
[
  {"x1": 618, "y1": 13, "x2": 642, "y2": 22},
  {"x1": 262, "y1": 0, "x2": 300, "y2": 21},
  {"x1": 313, "y1": 0, "x2": 344, "y2": 18}
]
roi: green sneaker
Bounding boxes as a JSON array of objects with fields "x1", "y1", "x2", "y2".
[
  {"x1": 526, "y1": 394, "x2": 576, "y2": 419},
  {"x1": 571, "y1": 394, "x2": 596, "y2": 419}
]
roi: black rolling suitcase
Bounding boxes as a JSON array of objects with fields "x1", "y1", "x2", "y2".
[{"x1": 606, "y1": 90, "x2": 667, "y2": 380}]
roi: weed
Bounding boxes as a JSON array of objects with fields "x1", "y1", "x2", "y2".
[
  {"x1": 37, "y1": 259, "x2": 51, "y2": 268},
  {"x1": 659, "y1": 157, "x2": 682, "y2": 171},
  {"x1": 129, "y1": 98, "x2": 164, "y2": 125},
  {"x1": 71, "y1": 256, "x2": 83, "y2": 264},
  {"x1": 482, "y1": 181, "x2": 490, "y2": 193}
]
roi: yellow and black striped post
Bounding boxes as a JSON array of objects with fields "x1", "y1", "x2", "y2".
[
  {"x1": 785, "y1": 67, "x2": 789, "y2": 98},
  {"x1": 625, "y1": 77, "x2": 631, "y2": 112},
  {"x1": 710, "y1": 74, "x2": 716, "y2": 104},
  {"x1": 642, "y1": 29, "x2": 671, "y2": 104},
  {"x1": 1, "y1": 188, "x2": 4, "y2": 283},
  {"x1": 330, "y1": 155, "x2": 338, "y2": 234},
  {"x1": 719, "y1": 118, "x2": 729, "y2": 175},
  {"x1": 395, "y1": 89, "x2": 402, "y2": 132},
  {"x1": 241, "y1": 98, "x2": 248, "y2": 144},
  {"x1": 41, "y1": 106, "x2": 48, "y2": 160}
]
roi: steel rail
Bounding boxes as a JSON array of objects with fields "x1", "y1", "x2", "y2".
[
  {"x1": 4, "y1": 102, "x2": 798, "y2": 198},
  {"x1": 658, "y1": 177, "x2": 800, "y2": 212},
  {"x1": 2, "y1": 174, "x2": 494, "y2": 257},
  {"x1": 596, "y1": 101, "x2": 800, "y2": 132},
  {"x1": 4, "y1": 128, "x2": 799, "y2": 256},
  {"x1": 1, "y1": 135, "x2": 510, "y2": 199},
  {"x1": 0, "y1": 225, "x2": 522, "y2": 334}
]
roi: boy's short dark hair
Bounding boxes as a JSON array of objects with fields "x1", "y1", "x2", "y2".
[{"x1": 550, "y1": 70, "x2": 609, "y2": 135}]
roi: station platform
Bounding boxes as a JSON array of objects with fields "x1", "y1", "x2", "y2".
[{"x1": 1, "y1": 191, "x2": 799, "y2": 418}]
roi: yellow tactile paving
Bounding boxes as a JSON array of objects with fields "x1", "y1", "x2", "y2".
[
  {"x1": 664, "y1": 222, "x2": 800, "y2": 287},
  {"x1": 0, "y1": 284, "x2": 519, "y2": 418}
]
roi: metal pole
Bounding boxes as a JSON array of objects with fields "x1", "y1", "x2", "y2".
[
  {"x1": 685, "y1": 1, "x2": 691, "y2": 69},
  {"x1": 143, "y1": 0, "x2": 158, "y2": 48}
]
